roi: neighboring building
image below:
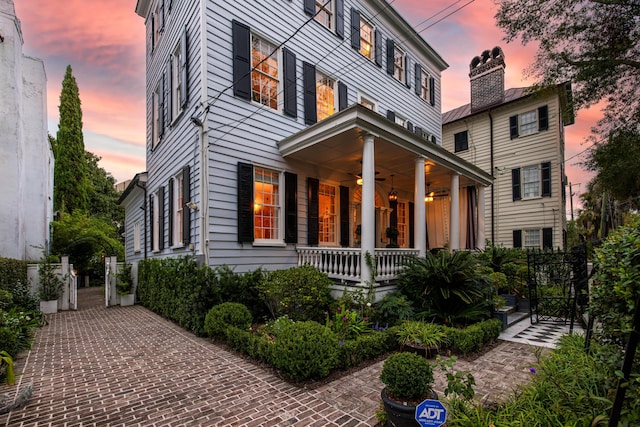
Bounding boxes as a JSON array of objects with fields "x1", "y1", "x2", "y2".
[
  {"x1": 442, "y1": 47, "x2": 574, "y2": 250},
  {"x1": 0, "y1": 0, "x2": 53, "y2": 261},
  {"x1": 129, "y1": 0, "x2": 493, "y2": 294}
]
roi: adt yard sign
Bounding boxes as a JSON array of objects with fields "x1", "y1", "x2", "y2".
[{"x1": 415, "y1": 399, "x2": 447, "y2": 427}]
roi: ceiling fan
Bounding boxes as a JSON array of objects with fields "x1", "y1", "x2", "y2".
[{"x1": 352, "y1": 170, "x2": 386, "y2": 182}]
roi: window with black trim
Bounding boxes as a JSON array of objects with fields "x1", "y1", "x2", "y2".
[
  {"x1": 509, "y1": 105, "x2": 549, "y2": 139},
  {"x1": 318, "y1": 183, "x2": 337, "y2": 244},
  {"x1": 251, "y1": 35, "x2": 280, "y2": 110},
  {"x1": 254, "y1": 167, "x2": 282, "y2": 241},
  {"x1": 454, "y1": 131, "x2": 468, "y2": 152},
  {"x1": 513, "y1": 228, "x2": 553, "y2": 249},
  {"x1": 169, "y1": 28, "x2": 188, "y2": 122},
  {"x1": 316, "y1": 70, "x2": 336, "y2": 121},
  {"x1": 152, "y1": 82, "x2": 162, "y2": 149},
  {"x1": 314, "y1": 0, "x2": 334, "y2": 29},
  {"x1": 512, "y1": 162, "x2": 551, "y2": 201}
]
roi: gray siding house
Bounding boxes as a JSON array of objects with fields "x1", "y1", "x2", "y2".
[{"x1": 125, "y1": 0, "x2": 493, "y2": 294}]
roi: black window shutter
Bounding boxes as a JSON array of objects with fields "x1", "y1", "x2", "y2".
[
  {"x1": 237, "y1": 162, "x2": 254, "y2": 243},
  {"x1": 405, "y1": 57, "x2": 410, "y2": 88},
  {"x1": 150, "y1": 14, "x2": 155, "y2": 52},
  {"x1": 509, "y1": 115, "x2": 519, "y2": 139},
  {"x1": 335, "y1": 0, "x2": 344, "y2": 38},
  {"x1": 168, "y1": 178, "x2": 174, "y2": 247},
  {"x1": 339, "y1": 186, "x2": 349, "y2": 247},
  {"x1": 303, "y1": 0, "x2": 314, "y2": 15},
  {"x1": 512, "y1": 168, "x2": 522, "y2": 201},
  {"x1": 429, "y1": 76, "x2": 435, "y2": 106},
  {"x1": 307, "y1": 178, "x2": 319, "y2": 246},
  {"x1": 232, "y1": 20, "x2": 251, "y2": 101},
  {"x1": 338, "y1": 82, "x2": 348, "y2": 111},
  {"x1": 374, "y1": 30, "x2": 382, "y2": 66},
  {"x1": 168, "y1": 0, "x2": 172, "y2": 12},
  {"x1": 414, "y1": 126, "x2": 422, "y2": 136},
  {"x1": 283, "y1": 48, "x2": 297, "y2": 118},
  {"x1": 149, "y1": 194, "x2": 154, "y2": 250},
  {"x1": 538, "y1": 105, "x2": 549, "y2": 131},
  {"x1": 386, "y1": 39, "x2": 394, "y2": 75},
  {"x1": 180, "y1": 26, "x2": 188, "y2": 108},
  {"x1": 350, "y1": 9, "x2": 360, "y2": 50},
  {"x1": 513, "y1": 230, "x2": 522, "y2": 248},
  {"x1": 414, "y1": 63, "x2": 421, "y2": 96},
  {"x1": 406, "y1": 121, "x2": 414, "y2": 132},
  {"x1": 158, "y1": 186, "x2": 165, "y2": 250},
  {"x1": 166, "y1": 60, "x2": 172, "y2": 124},
  {"x1": 408, "y1": 201, "x2": 415, "y2": 249},
  {"x1": 542, "y1": 227, "x2": 553, "y2": 249},
  {"x1": 303, "y1": 62, "x2": 317, "y2": 125},
  {"x1": 541, "y1": 161, "x2": 551, "y2": 197},
  {"x1": 284, "y1": 172, "x2": 298, "y2": 244},
  {"x1": 387, "y1": 110, "x2": 395, "y2": 122},
  {"x1": 454, "y1": 131, "x2": 468, "y2": 152},
  {"x1": 182, "y1": 165, "x2": 191, "y2": 245},
  {"x1": 159, "y1": 0, "x2": 164, "y2": 30}
]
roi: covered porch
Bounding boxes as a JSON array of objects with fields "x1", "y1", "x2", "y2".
[{"x1": 278, "y1": 104, "x2": 493, "y2": 286}]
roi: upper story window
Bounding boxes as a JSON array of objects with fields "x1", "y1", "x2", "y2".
[
  {"x1": 359, "y1": 93, "x2": 377, "y2": 111},
  {"x1": 512, "y1": 162, "x2": 551, "y2": 201},
  {"x1": 454, "y1": 131, "x2": 469, "y2": 153},
  {"x1": 315, "y1": 0, "x2": 334, "y2": 29},
  {"x1": 419, "y1": 67, "x2": 430, "y2": 102},
  {"x1": 170, "y1": 42, "x2": 184, "y2": 120},
  {"x1": 171, "y1": 172, "x2": 184, "y2": 246},
  {"x1": 394, "y1": 114, "x2": 407, "y2": 128},
  {"x1": 251, "y1": 35, "x2": 279, "y2": 110},
  {"x1": 133, "y1": 221, "x2": 141, "y2": 253},
  {"x1": 316, "y1": 71, "x2": 336, "y2": 121},
  {"x1": 359, "y1": 16, "x2": 374, "y2": 60},
  {"x1": 510, "y1": 105, "x2": 549, "y2": 139},
  {"x1": 254, "y1": 167, "x2": 282, "y2": 241},
  {"x1": 152, "y1": 82, "x2": 162, "y2": 149},
  {"x1": 522, "y1": 165, "x2": 541, "y2": 199},
  {"x1": 318, "y1": 183, "x2": 337, "y2": 244},
  {"x1": 393, "y1": 45, "x2": 406, "y2": 83},
  {"x1": 152, "y1": 1, "x2": 163, "y2": 49}
]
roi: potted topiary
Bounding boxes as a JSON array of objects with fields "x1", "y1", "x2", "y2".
[
  {"x1": 116, "y1": 262, "x2": 135, "y2": 306},
  {"x1": 395, "y1": 320, "x2": 448, "y2": 358},
  {"x1": 380, "y1": 351, "x2": 437, "y2": 426},
  {"x1": 37, "y1": 255, "x2": 65, "y2": 314},
  {"x1": 386, "y1": 226, "x2": 400, "y2": 248}
]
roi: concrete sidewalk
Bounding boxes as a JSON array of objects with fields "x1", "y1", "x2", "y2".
[{"x1": 1, "y1": 287, "x2": 546, "y2": 426}]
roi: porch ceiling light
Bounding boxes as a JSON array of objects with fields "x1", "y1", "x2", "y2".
[
  {"x1": 357, "y1": 177, "x2": 363, "y2": 186},
  {"x1": 425, "y1": 183, "x2": 434, "y2": 202},
  {"x1": 388, "y1": 175, "x2": 398, "y2": 201}
]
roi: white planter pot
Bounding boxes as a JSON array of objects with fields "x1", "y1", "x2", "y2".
[
  {"x1": 120, "y1": 294, "x2": 135, "y2": 306},
  {"x1": 40, "y1": 300, "x2": 58, "y2": 314}
]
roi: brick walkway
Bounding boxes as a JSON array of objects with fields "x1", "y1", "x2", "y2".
[{"x1": 1, "y1": 287, "x2": 542, "y2": 426}]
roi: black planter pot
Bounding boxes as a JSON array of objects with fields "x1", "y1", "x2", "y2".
[{"x1": 381, "y1": 388, "x2": 438, "y2": 427}]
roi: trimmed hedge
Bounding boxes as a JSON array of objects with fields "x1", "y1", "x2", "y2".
[
  {"x1": 445, "y1": 318, "x2": 502, "y2": 355},
  {"x1": 204, "y1": 302, "x2": 252, "y2": 338},
  {"x1": 336, "y1": 328, "x2": 398, "y2": 369}
]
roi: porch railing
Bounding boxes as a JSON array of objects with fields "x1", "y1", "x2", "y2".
[{"x1": 296, "y1": 247, "x2": 419, "y2": 283}]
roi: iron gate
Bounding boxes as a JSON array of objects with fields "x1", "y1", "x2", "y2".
[{"x1": 527, "y1": 245, "x2": 588, "y2": 331}]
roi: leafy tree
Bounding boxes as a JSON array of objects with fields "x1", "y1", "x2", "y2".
[
  {"x1": 85, "y1": 151, "x2": 124, "y2": 239},
  {"x1": 586, "y1": 127, "x2": 640, "y2": 211},
  {"x1": 51, "y1": 211, "x2": 124, "y2": 281},
  {"x1": 495, "y1": 0, "x2": 640, "y2": 134},
  {"x1": 54, "y1": 65, "x2": 90, "y2": 214}
]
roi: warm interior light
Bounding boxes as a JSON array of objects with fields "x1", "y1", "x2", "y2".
[
  {"x1": 424, "y1": 195, "x2": 433, "y2": 202},
  {"x1": 357, "y1": 177, "x2": 363, "y2": 186}
]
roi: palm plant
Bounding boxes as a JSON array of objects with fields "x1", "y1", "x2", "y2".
[{"x1": 398, "y1": 251, "x2": 490, "y2": 326}]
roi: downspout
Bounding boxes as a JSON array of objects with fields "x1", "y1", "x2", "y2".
[
  {"x1": 198, "y1": 0, "x2": 210, "y2": 265},
  {"x1": 135, "y1": 180, "x2": 148, "y2": 259},
  {"x1": 489, "y1": 110, "x2": 495, "y2": 243}
]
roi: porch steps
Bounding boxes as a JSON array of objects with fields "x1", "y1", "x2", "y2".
[{"x1": 507, "y1": 309, "x2": 529, "y2": 327}]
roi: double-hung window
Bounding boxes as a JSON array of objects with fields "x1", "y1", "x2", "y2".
[
  {"x1": 251, "y1": 35, "x2": 279, "y2": 110},
  {"x1": 170, "y1": 42, "x2": 183, "y2": 120},
  {"x1": 152, "y1": 192, "x2": 160, "y2": 251},
  {"x1": 512, "y1": 162, "x2": 551, "y2": 201},
  {"x1": 316, "y1": 71, "x2": 335, "y2": 121},
  {"x1": 133, "y1": 221, "x2": 141, "y2": 253},
  {"x1": 420, "y1": 67, "x2": 429, "y2": 102},
  {"x1": 524, "y1": 229, "x2": 541, "y2": 248},
  {"x1": 318, "y1": 184, "x2": 337, "y2": 244},
  {"x1": 315, "y1": 0, "x2": 334, "y2": 29},
  {"x1": 397, "y1": 201, "x2": 406, "y2": 247},
  {"x1": 393, "y1": 45, "x2": 406, "y2": 83},
  {"x1": 152, "y1": 83, "x2": 161, "y2": 148},
  {"x1": 359, "y1": 16, "x2": 374, "y2": 60},
  {"x1": 522, "y1": 165, "x2": 541, "y2": 199},
  {"x1": 359, "y1": 92, "x2": 377, "y2": 111},
  {"x1": 254, "y1": 167, "x2": 281, "y2": 241},
  {"x1": 519, "y1": 110, "x2": 537, "y2": 136},
  {"x1": 171, "y1": 172, "x2": 184, "y2": 246}
]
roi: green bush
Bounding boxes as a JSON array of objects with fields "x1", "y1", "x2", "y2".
[
  {"x1": 446, "y1": 324, "x2": 484, "y2": 355},
  {"x1": 204, "y1": 302, "x2": 252, "y2": 338},
  {"x1": 0, "y1": 328, "x2": 19, "y2": 358},
  {"x1": 380, "y1": 352, "x2": 435, "y2": 401},
  {"x1": 257, "y1": 265, "x2": 333, "y2": 322},
  {"x1": 477, "y1": 318, "x2": 502, "y2": 343},
  {"x1": 374, "y1": 291, "x2": 414, "y2": 325},
  {"x1": 336, "y1": 328, "x2": 398, "y2": 370},
  {"x1": 225, "y1": 326, "x2": 273, "y2": 362},
  {"x1": 271, "y1": 321, "x2": 338, "y2": 381}
]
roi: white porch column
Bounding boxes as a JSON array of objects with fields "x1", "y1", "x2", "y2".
[
  {"x1": 477, "y1": 185, "x2": 486, "y2": 249},
  {"x1": 414, "y1": 157, "x2": 426, "y2": 257},
  {"x1": 361, "y1": 133, "x2": 376, "y2": 284},
  {"x1": 450, "y1": 173, "x2": 460, "y2": 251}
]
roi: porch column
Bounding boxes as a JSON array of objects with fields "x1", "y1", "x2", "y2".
[
  {"x1": 361, "y1": 133, "x2": 376, "y2": 284},
  {"x1": 477, "y1": 185, "x2": 486, "y2": 249},
  {"x1": 414, "y1": 157, "x2": 426, "y2": 257},
  {"x1": 450, "y1": 173, "x2": 460, "y2": 251}
]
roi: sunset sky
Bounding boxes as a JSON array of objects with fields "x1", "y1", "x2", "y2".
[{"x1": 14, "y1": 0, "x2": 600, "y2": 216}]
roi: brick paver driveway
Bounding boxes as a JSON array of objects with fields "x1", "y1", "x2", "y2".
[{"x1": 1, "y1": 287, "x2": 540, "y2": 426}]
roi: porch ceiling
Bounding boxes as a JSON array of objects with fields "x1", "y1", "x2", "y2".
[{"x1": 278, "y1": 104, "x2": 493, "y2": 192}]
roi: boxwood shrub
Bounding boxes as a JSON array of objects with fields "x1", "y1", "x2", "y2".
[
  {"x1": 271, "y1": 320, "x2": 338, "y2": 381},
  {"x1": 204, "y1": 302, "x2": 252, "y2": 338},
  {"x1": 336, "y1": 328, "x2": 398, "y2": 370}
]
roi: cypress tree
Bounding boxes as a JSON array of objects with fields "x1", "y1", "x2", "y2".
[{"x1": 54, "y1": 65, "x2": 89, "y2": 214}]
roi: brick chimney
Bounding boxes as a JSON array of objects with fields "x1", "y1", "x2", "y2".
[{"x1": 469, "y1": 47, "x2": 505, "y2": 112}]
